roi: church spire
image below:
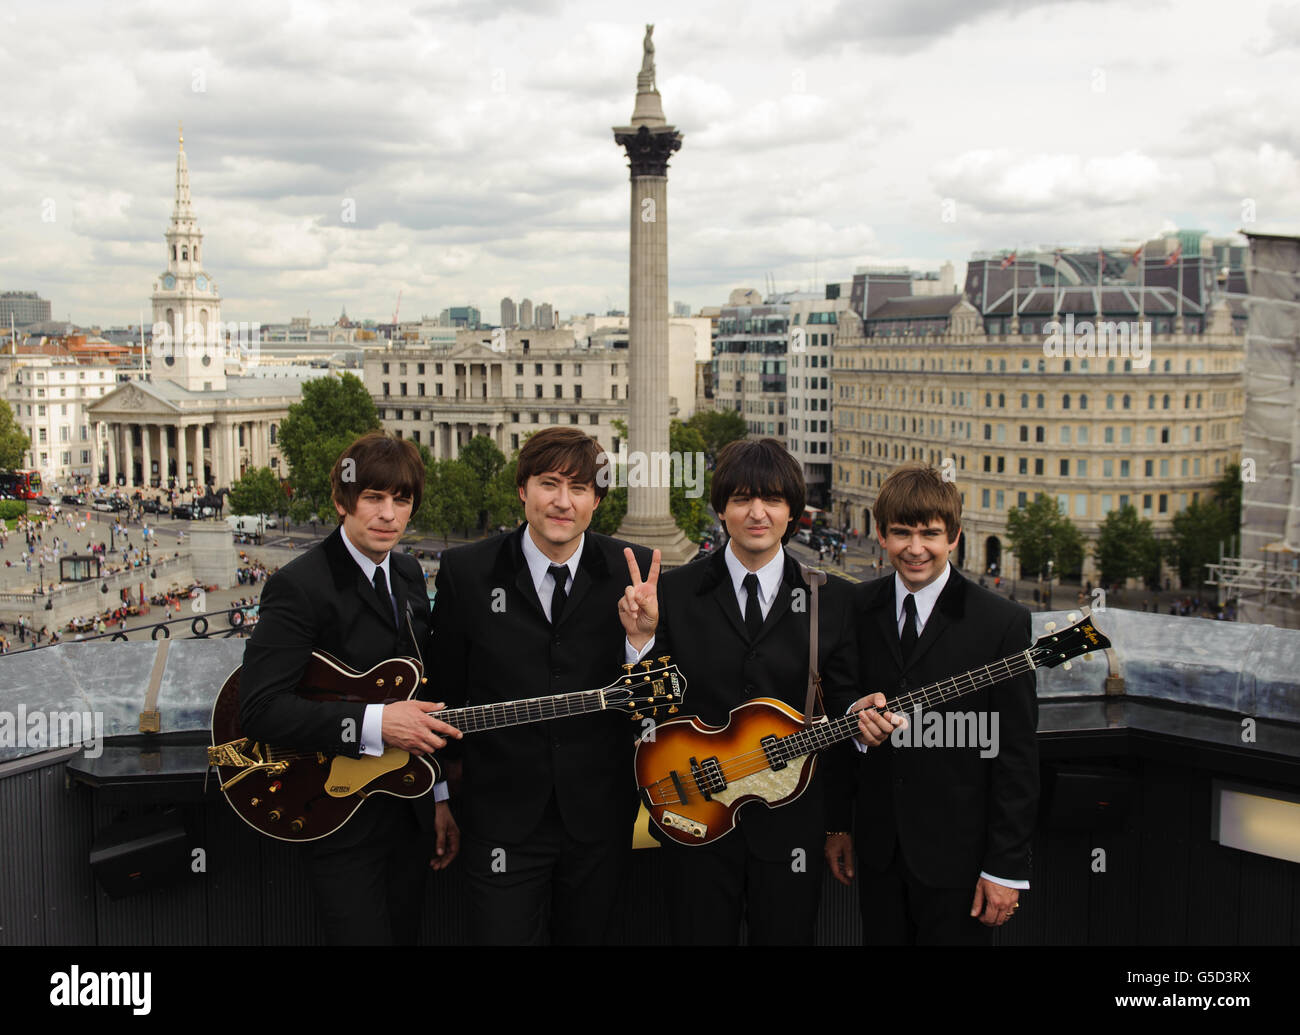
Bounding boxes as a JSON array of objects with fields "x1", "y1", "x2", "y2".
[{"x1": 172, "y1": 124, "x2": 195, "y2": 228}]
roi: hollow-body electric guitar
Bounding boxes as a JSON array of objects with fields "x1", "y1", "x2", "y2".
[
  {"x1": 635, "y1": 612, "x2": 1109, "y2": 846},
  {"x1": 210, "y1": 653, "x2": 686, "y2": 842}
]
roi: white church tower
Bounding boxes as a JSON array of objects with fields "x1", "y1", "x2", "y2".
[{"x1": 151, "y1": 124, "x2": 225, "y2": 391}]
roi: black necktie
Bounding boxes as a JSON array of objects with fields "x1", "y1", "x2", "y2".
[
  {"x1": 372, "y1": 566, "x2": 396, "y2": 627},
  {"x1": 901, "y1": 593, "x2": 919, "y2": 662},
  {"x1": 548, "y1": 563, "x2": 569, "y2": 624},
  {"x1": 743, "y1": 572, "x2": 763, "y2": 641}
]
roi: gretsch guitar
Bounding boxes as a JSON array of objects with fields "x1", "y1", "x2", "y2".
[
  {"x1": 635, "y1": 611, "x2": 1109, "y2": 846},
  {"x1": 210, "y1": 653, "x2": 686, "y2": 842}
]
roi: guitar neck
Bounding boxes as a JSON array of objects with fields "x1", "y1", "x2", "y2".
[
  {"x1": 441, "y1": 689, "x2": 609, "y2": 733},
  {"x1": 787, "y1": 649, "x2": 1039, "y2": 757}
]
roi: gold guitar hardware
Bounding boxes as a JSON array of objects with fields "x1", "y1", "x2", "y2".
[
  {"x1": 402, "y1": 773, "x2": 415, "y2": 785},
  {"x1": 250, "y1": 797, "x2": 260, "y2": 806},
  {"x1": 395, "y1": 676, "x2": 403, "y2": 688},
  {"x1": 290, "y1": 818, "x2": 304, "y2": 833},
  {"x1": 376, "y1": 678, "x2": 385, "y2": 687},
  {"x1": 269, "y1": 809, "x2": 282, "y2": 821}
]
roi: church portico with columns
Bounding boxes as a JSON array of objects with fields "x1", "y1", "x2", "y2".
[{"x1": 87, "y1": 378, "x2": 295, "y2": 490}]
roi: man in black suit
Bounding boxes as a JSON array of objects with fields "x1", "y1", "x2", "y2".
[
  {"x1": 620, "y1": 438, "x2": 889, "y2": 945},
  {"x1": 239, "y1": 432, "x2": 463, "y2": 945},
  {"x1": 824, "y1": 461, "x2": 1039, "y2": 944},
  {"x1": 425, "y1": 426, "x2": 655, "y2": 945}
]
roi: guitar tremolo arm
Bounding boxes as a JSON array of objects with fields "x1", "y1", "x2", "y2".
[{"x1": 208, "y1": 739, "x2": 291, "y2": 791}]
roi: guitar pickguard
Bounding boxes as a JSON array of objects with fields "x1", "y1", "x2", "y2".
[
  {"x1": 710, "y1": 752, "x2": 808, "y2": 808},
  {"x1": 325, "y1": 748, "x2": 410, "y2": 797}
]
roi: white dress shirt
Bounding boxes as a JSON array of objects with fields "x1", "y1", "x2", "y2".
[{"x1": 341, "y1": 527, "x2": 448, "y2": 803}]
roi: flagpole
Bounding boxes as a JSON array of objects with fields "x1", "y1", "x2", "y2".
[
  {"x1": 1053, "y1": 249, "x2": 1060, "y2": 322},
  {"x1": 1097, "y1": 245, "x2": 1104, "y2": 321},
  {"x1": 1012, "y1": 246, "x2": 1020, "y2": 334},
  {"x1": 1138, "y1": 244, "x2": 1145, "y2": 327},
  {"x1": 1177, "y1": 245, "x2": 1184, "y2": 332}
]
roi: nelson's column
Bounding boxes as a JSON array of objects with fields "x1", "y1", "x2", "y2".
[{"x1": 613, "y1": 25, "x2": 695, "y2": 565}]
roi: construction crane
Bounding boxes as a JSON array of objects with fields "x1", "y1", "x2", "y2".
[{"x1": 392, "y1": 290, "x2": 402, "y2": 327}]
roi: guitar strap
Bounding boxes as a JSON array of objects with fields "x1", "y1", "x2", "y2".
[{"x1": 799, "y1": 563, "x2": 826, "y2": 728}]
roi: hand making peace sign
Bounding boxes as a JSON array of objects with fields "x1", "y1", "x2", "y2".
[{"x1": 619, "y1": 547, "x2": 661, "y2": 649}]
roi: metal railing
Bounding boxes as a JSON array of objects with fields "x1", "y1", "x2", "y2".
[{"x1": 0, "y1": 606, "x2": 254, "y2": 655}]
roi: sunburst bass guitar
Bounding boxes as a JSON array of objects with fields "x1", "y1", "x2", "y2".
[
  {"x1": 210, "y1": 653, "x2": 686, "y2": 842},
  {"x1": 635, "y1": 611, "x2": 1108, "y2": 846}
]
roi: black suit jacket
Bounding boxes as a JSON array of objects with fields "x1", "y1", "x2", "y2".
[
  {"x1": 424, "y1": 527, "x2": 652, "y2": 846},
  {"x1": 239, "y1": 526, "x2": 433, "y2": 755},
  {"x1": 652, "y1": 546, "x2": 859, "y2": 861},
  {"x1": 826, "y1": 567, "x2": 1038, "y2": 887}
]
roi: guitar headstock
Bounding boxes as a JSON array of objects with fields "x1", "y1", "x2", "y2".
[
  {"x1": 1029, "y1": 610, "x2": 1112, "y2": 670},
  {"x1": 601, "y1": 657, "x2": 688, "y2": 718}
]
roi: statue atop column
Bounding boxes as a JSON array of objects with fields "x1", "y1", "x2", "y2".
[{"x1": 638, "y1": 24, "x2": 656, "y2": 92}]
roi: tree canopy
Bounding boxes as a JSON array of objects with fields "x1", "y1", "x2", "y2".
[
  {"x1": 0, "y1": 400, "x2": 31, "y2": 469},
  {"x1": 1006, "y1": 493, "x2": 1085, "y2": 579},
  {"x1": 277, "y1": 373, "x2": 380, "y2": 509}
]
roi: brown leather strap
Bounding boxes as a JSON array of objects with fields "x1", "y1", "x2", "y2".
[{"x1": 800, "y1": 564, "x2": 826, "y2": 727}]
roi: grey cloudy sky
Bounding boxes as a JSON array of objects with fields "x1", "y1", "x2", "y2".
[{"x1": 2, "y1": 0, "x2": 1297, "y2": 327}]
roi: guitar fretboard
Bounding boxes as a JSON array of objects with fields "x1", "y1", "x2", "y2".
[
  {"x1": 440, "y1": 689, "x2": 608, "y2": 733},
  {"x1": 779, "y1": 650, "x2": 1041, "y2": 761}
]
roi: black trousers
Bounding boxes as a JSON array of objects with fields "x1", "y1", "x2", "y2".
[
  {"x1": 460, "y1": 794, "x2": 630, "y2": 946},
  {"x1": 659, "y1": 829, "x2": 824, "y2": 945},
  {"x1": 857, "y1": 842, "x2": 992, "y2": 946},
  {"x1": 300, "y1": 796, "x2": 430, "y2": 946}
]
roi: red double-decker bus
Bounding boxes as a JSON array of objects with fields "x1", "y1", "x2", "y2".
[{"x1": 0, "y1": 469, "x2": 42, "y2": 499}]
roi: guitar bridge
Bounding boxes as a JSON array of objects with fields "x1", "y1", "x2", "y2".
[{"x1": 760, "y1": 734, "x2": 787, "y2": 771}]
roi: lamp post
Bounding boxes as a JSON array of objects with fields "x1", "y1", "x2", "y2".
[
  {"x1": 1046, "y1": 558, "x2": 1054, "y2": 611},
  {"x1": 38, "y1": 561, "x2": 44, "y2": 595}
]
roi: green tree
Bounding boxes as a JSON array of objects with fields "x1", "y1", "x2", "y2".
[
  {"x1": 1094, "y1": 505, "x2": 1161, "y2": 586},
  {"x1": 277, "y1": 373, "x2": 380, "y2": 508},
  {"x1": 1166, "y1": 498, "x2": 1231, "y2": 588},
  {"x1": 685, "y1": 409, "x2": 747, "y2": 465},
  {"x1": 1212, "y1": 463, "x2": 1242, "y2": 532},
  {"x1": 484, "y1": 457, "x2": 523, "y2": 530},
  {"x1": 668, "y1": 419, "x2": 714, "y2": 541},
  {"x1": 459, "y1": 434, "x2": 508, "y2": 530},
  {"x1": 1006, "y1": 493, "x2": 1085, "y2": 579},
  {"x1": 418, "y1": 458, "x2": 478, "y2": 541},
  {"x1": 589, "y1": 486, "x2": 627, "y2": 536},
  {"x1": 0, "y1": 399, "x2": 30, "y2": 469},
  {"x1": 229, "y1": 466, "x2": 283, "y2": 518}
]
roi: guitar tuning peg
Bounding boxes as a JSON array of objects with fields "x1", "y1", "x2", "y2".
[
  {"x1": 1062, "y1": 661, "x2": 1072, "y2": 671},
  {"x1": 623, "y1": 663, "x2": 635, "y2": 673},
  {"x1": 1044, "y1": 621, "x2": 1057, "y2": 632},
  {"x1": 668, "y1": 704, "x2": 678, "y2": 714},
  {"x1": 657, "y1": 656, "x2": 670, "y2": 665},
  {"x1": 1067, "y1": 612, "x2": 1079, "y2": 623}
]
